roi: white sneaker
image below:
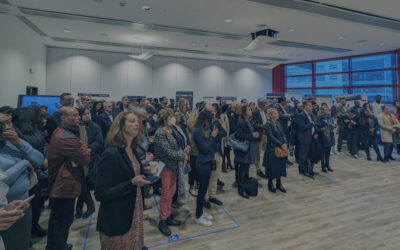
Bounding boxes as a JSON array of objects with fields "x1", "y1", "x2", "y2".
[
  {"x1": 354, "y1": 154, "x2": 358, "y2": 159},
  {"x1": 203, "y1": 211, "x2": 213, "y2": 220},
  {"x1": 196, "y1": 214, "x2": 212, "y2": 227}
]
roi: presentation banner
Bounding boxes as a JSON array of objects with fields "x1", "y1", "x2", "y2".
[
  {"x1": 266, "y1": 93, "x2": 284, "y2": 101},
  {"x1": 304, "y1": 94, "x2": 333, "y2": 107},
  {"x1": 203, "y1": 96, "x2": 216, "y2": 105},
  {"x1": 78, "y1": 93, "x2": 110, "y2": 98},
  {"x1": 216, "y1": 96, "x2": 237, "y2": 104},
  {"x1": 285, "y1": 93, "x2": 302, "y2": 102},
  {"x1": 334, "y1": 95, "x2": 367, "y2": 106},
  {"x1": 176, "y1": 91, "x2": 193, "y2": 111}
]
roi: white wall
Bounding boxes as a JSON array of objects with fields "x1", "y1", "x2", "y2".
[
  {"x1": 46, "y1": 48, "x2": 272, "y2": 103},
  {"x1": 0, "y1": 14, "x2": 47, "y2": 107}
]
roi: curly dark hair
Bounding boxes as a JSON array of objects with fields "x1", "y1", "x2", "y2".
[{"x1": 195, "y1": 110, "x2": 213, "y2": 129}]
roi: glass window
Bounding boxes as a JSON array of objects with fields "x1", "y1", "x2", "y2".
[
  {"x1": 315, "y1": 59, "x2": 349, "y2": 73},
  {"x1": 351, "y1": 87, "x2": 397, "y2": 102},
  {"x1": 351, "y1": 54, "x2": 397, "y2": 71},
  {"x1": 316, "y1": 73, "x2": 349, "y2": 87},
  {"x1": 315, "y1": 88, "x2": 348, "y2": 95},
  {"x1": 351, "y1": 70, "x2": 397, "y2": 86},
  {"x1": 285, "y1": 76, "x2": 312, "y2": 88},
  {"x1": 285, "y1": 63, "x2": 312, "y2": 76}
]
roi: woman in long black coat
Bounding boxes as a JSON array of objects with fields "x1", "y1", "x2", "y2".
[{"x1": 263, "y1": 108, "x2": 288, "y2": 193}]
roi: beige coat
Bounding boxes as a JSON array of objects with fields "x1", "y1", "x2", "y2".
[{"x1": 378, "y1": 113, "x2": 400, "y2": 143}]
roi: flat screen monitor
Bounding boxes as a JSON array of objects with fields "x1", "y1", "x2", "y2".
[{"x1": 18, "y1": 95, "x2": 60, "y2": 115}]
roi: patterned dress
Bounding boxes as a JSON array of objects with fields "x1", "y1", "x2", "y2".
[{"x1": 99, "y1": 154, "x2": 144, "y2": 250}]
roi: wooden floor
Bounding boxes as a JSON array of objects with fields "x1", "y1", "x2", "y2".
[{"x1": 32, "y1": 149, "x2": 400, "y2": 250}]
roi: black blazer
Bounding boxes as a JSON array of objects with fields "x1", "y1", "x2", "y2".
[
  {"x1": 264, "y1": 121, "x2": 287, "y2": 147},
  {"x1": 251, "y1": 108, "x2": 265, "y2": 143},
  {"x1": 97, "y1": 112, "x2": 115, "y2": 139},
  {"x1": 293, "y1": 111, "x2": 314, "y2": 145},
  {"x1": 95, "y1": 146, "x2": 144, "y2": 237}
]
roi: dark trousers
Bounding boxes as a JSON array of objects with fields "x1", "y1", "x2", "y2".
[
  {"x1": 321, "y1": 146, "x2": 331, "y2": 170},
  {"x1": 1, "y1": 206, "x2": 32, "y2": 250},
  {"x1": 234, "y1": 161, "x2": 239, "y2": 183},
  {"x1": 195, "y1": 162, "x2": 212, "y2": 218},
  {"x1": 383, "y1": 142, "x2": 394, "y2": 160},
  {"x1": 31, "y1": 193, "x2": 48, "y2": 230},
  {"x1": 298, "y1": 143, "x2": 311, "y2": 174},
  {"x1": 337, "y1": 126, "x2": 346, "y2": 152},
  {"x1": 294, "y1": 139, "x2": 300, "y2": 162},
  {"x1": 237, "y1": 163, "x2": 249, "y2": 193},
  {"x1": 223, "y1": 146, "x2": 232, "y2": 167},
  {"x1": 362, "y1": 135, "x2": 382, "y2": 159},
  {"x1": 46, "y1": 198, "x2": 75, "y2": 250},
  {"x1": 189, "y1": 155, "x2": 198, "y2": 186},
  {"x1": 347, "y1": 129, "x2": 360, "y2": 155},
  {"x1": 76, "y1": 177, "x2": 95, "y2": 212}
]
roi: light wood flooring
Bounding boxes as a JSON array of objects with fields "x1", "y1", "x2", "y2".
[{"x1": 32, "y1": 149, "x2": 400, "y2": 250}]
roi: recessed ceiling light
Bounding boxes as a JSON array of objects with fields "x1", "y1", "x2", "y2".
[
  {"x1": 142, "y1": 5, "x2": 151, "y2": 11},
  {"x1": 64, "y1": 29, "x2": 72, "y2": 33},
  {"x1": 337, "y1": 36, "x2": 344, "y2": 40},
  {"x1": 379, "y1": 42, "x2": 385, "y2": 47},
  {"x1": 100, "y1": 33, "x2": 108, "y2": 37},
  {"x1": 192, "y1": 43, "x2": 196, "y2": 46},
  {"x1": 288, "y1": 28, "x2": 295, "y2": 32},
  {"x1": 239, "y1": 48, "x2": 243, "y2": 51},
  {"x1": 224, "y1": 18, "x2": 232, "y2": 23}
]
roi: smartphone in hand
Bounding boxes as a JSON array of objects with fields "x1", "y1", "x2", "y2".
[{"x1": 14, "y1": 195, "x2": 35, "y2": 210}]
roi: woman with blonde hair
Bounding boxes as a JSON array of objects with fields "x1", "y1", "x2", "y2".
[
  {"x1": 378, "y1": 106, "x2": 400, "y2": 162},
  {"x1": 95, "y1": 111, "x2": 151, "y2": 250}
]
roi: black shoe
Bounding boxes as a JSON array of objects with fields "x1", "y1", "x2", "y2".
[
  {"x1": 82, "y1": 207, "x2": 95, "y2": 219},
  {"x1": 217, "y1": 179, "x2": 225, "y2": 187},
  {"x1": 204, "y1": 201, "x2": 211, "y2": 209},
  {"x1": 257, "y1": 170, "x2": 267, "y2": 179},
  {"x1": 321, "y1": 168, "x2": 327, "y2": 173},
  {"x1": 382, "y1": 158, "x2": 389, "y2": 163},
  {"x1": 268, "y1": 183, "x2": 276, "y2": 193},
  {"x1": 312, "y1": 171, "x2": 319, "y2": 176},
  {"x1": 286, "y1": 160, "x2": 294, "y2": 166},
  {"x1": 299, "y1": 168, "x2": 304, "y2": 174},
  {"x1": 67, "y1": 244, "x2": 73, "y2": 250},
  {"x1": 75, "y1": 210, "x2": 82, "y2": 219},
  {"x1": 166, "y1": 216, "x2": 181, "y2": 226},
  {"x1": 158, "y1": 221, "x2": 172, "y2": 236},
  {"x1": 389, "y1": 156, "x2": 395, "y2": 160},
  {"x1": 31, "y1": 225, "x2": 47, "y2": 237},
  {"x1": 304, "y1": 172, "x2": 314, "y2": 179},
  {"x1": 209, "y1": 197, "x2": 223, "y2": 206},
  {"x1": 232, "y1": 181, "x2": 238, "y2": 188},
  {"x1": 276, "y1": 183, "x2": 286, "y2": 193},
  {"x1": 239, "y1": 191, "x2": 250, "y2": 199},
  {"x1": 367, "y1": 156, "x2": 372, "y2": 161},
  {"x1": 327, "y1": 167, "x2": 334, "y2": 172}
]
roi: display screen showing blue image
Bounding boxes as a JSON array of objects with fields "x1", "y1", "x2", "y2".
[{"x1": 18, "y1": 95, "x2": 60, "y2": 115}]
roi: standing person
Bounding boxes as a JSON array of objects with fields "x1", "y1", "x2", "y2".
[
  {"x1": 351, "y1": 100, "x2": 362, "y2": 117},
  {"x1": 229, "y1": 101, "x2": 242, "y2": 186},
  {"x1": 393, "y1": 100, "x2": 400, "y2": 154},
  {"x1": 154, "y1": 109, "x2": 187, "y2": 236},
  {"x1": 371, "y1": 95, "x2": 385, "y2": 118},
  {"x1": 95, "y1": 111, "x2": 151, "y2": 250},
  {"x1": 294, "y1": 101, "x2": 317, "y2": 179},
  {"x1": 276, "y1": 96, "x2": 293, "y2": 166},
  {"x1": 0, "y1": 113, "x2": 44, "y2": 250},
  {"x1": 378, "y1": 106, "x2": 400, "y2": 162},
  {"x1": 98, "y1": 102, "x2": 116, "y2": 140},
  {"x1": 359, "y1": 109, "x2": 383, "y2": 161},
  {"x1": 91, "y1": 101, "x2": 104, "y2": 124},
  {"x1": 263, "y1": 108, "x2": 288, "y2": 193},
  {"x1": 341, "y1": 110, "x2": 360, "y2": 158},
  {"x1": 75, "y1": 107, "x2": 103, "y2": 220},
  {"x1": 336, "y1": 98, "x2": 348, "y2": 153},
  {"x1": 116, "y1": 96, "x2": 130, "y2": 115},
  {"x1": 220, "y1": 104, "x2": 231, "y2": 173},
  {"x1": 241, "y1": 99, "x2": 248, "y2": 107},
  {"x1": 291, "y1": 102, "x2": 303, "y2": 162},
  {"x1": 46, "y1": 107, "x2": 90, "y2": 250},
  {"x1": 193, "y1": 110, "x2": 218, "y2": 226},
  {"x1": 60, "y1": 93, "x2": 74, "y2": 107},
  {"x1": 234, "y1": 106, "x2": 259, "y2": 199},
  {"x1": 252, "y1": 98, "x2": 268, "y2": 178},
  {"x1": 205, "y1": 104, "x2": 227, "y2": 207},
  {"x1": 316, "y1": 107, "x2": 335, "y2": 172},
  {"x1": 269, "y1": 98, "x2": 277, "y2": 108}
]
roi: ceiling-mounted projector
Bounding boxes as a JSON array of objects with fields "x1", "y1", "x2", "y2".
[{"x1": 245, "y1": 29, "x2": 279, "y2": 51}]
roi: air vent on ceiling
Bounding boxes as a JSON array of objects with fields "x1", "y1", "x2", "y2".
[
  {"x1": 51, "y1": 37, "x2": 287, "y2": 62},
  {"x1": 248, "y1": 0, "x2": 400, "y2": 31},
  {"x1": 270, "y1": 40, "x2": 351, "y2": 53},
  {"x1": 16, "y1": 15, "x2": 48, "y2": 36}
]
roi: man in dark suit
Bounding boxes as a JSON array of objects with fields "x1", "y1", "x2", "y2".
[
  {"x1": 294, "y1": 101, "x2": 318, "y2": 178},
  {"x1": 97, "y1": 102, "x2": 116, "y2": 140},
  {"x1": 251, "y1": 98, "x2": 268, "y2": 178},
  {"x1": 276, "y1": 96, "x2": 293, "y2": 166}
]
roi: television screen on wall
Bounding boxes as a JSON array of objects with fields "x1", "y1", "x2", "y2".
[{"x1": 18, "y1": 95, "x2": 61, "y2": 115}]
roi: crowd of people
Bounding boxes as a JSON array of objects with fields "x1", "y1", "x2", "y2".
[{"x1": 0, "y1": 92, "x2": 399, "y2": 250}]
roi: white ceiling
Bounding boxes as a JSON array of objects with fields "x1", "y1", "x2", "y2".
[{"x1": 2, "y1": 0, "x2": 400, "y2": 64}]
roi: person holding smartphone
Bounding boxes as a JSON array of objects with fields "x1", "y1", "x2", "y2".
[{"x1": 95, "y1": 111, "x2": 151, "y2": 250}]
